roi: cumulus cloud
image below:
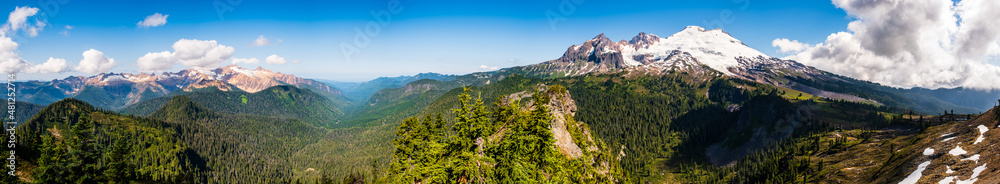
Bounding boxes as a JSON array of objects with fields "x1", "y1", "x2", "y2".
[
  {"x1": 774, "y1": 0, "x2": 1000, "y2": 89},
  {"x1": 75, "y1": 49, "x2": 117, "y2": 73},
  {"x1": 771, "y1": 38, "x2": 810, "y2": 53},
  {"x1": 25, "y1": 57, "x2": 69, "y2": 73},
  {"x1": 137, "y1": 39, "x2": 236, "y2": 71},
  {"x1": 265, "y1": 54, "x2": 287, "y2": 64},
  {"x1": 172, "y1": 39, "x2": 235, "y2": 68},
  {"x1": 0, "y1": 36, "x2": 30, "y2": 74},
  {"x1": 137, "y1": 13, "x2": 168, "y2": 28},
  {"x1": 232, "y1": 57, "x2": 260, "y2": 64},
  {"x1": 2, "y1": 6, "x2": 45, "y2": 37},
  {"x1": 137, "y1": 51, "x2": 177, "y2": 72},
  {"x1": 479, "y1": 65, "x2": 499, "y2": 70},
  {"x1": 0, "y1": 6, "x2": 62, "y2": 74},
  {"x1": 251, "y1": 35, "x2": 280, "y2": 47}
]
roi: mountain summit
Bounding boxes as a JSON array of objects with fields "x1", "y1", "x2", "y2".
[{"x1": 533, "y1": 26, "x2": 820, "y2": 85}]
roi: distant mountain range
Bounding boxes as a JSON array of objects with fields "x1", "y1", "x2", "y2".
[
  {"x1": 317, "y1": 72, "x2": 457, "y2": 103},
  {"x1": 10, "y1": 64, "x2": 340, "y2": 110}
]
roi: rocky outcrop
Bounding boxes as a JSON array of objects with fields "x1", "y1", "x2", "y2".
[{"x1": 544, "y1": 88, "x2": 585, "y2": 159}]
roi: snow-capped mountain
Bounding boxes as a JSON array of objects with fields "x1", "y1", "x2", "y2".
[
  {"x1": 13, "y1": 65, "x2": 340, "y2": 109},
  {"x1": 539, "y1": 26, "x2": 821, "y2": 83}
]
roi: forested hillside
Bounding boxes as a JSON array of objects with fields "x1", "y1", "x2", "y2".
[
  {"x1": 122, "y1": 85, "x2": 347, "y2": 128},
  {"x1": 148, "y1": 96, "x2": 330, "y2": 183},
  {"x1": 7, "y1": 96, "x2": 384, "y2": 183},
  {"x1": 11, "y1": 98, "x2": 203, "y2": 183}
]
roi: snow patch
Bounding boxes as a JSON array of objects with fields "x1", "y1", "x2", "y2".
[
  {"x1": 899, "y1": 161, "x2": 931, "y2": 184},
  {"x1": 939, "y1": 176, "x2": 957, "y2": 184},
  {"x1": 974, "y1": 125, "x2": 987, "y2": 144},
  {"x1": 229, "y1": 66, "x2": 257, "y2": 78},
  {"x1": 946, "y1": 165, "x2": 955, "y2": 174},
  {"x1": 923, "y1": 148, "x2": 934, "y2": 155},
  {"x1": 127, "y1": 75, "x2": 152, "y2": 82},
  {"x1": 962, "y1": 154, "x2": 980, "y2": 162},
  {"x1": 942, "y1": 136, "x2": 956, "y2": 142},
  {"x1": 955, "y1": 164, "x2": 987, "y2": 184},
  {"x1": 102, "y1": 75, "x2": 126, "y2": 82},
  {"x1": 949, "y1": 146, "x2": 967, "y2": 156}
]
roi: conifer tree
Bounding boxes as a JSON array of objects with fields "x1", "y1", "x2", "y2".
[
  {"x1": 34, "y1": 134, "x2": 68, "y2": 183},
  {"x1": 68, "y1": 115, "x2": 101, "y2": 183},
  {"x1": 104, "y1": 139, "x2": 133, "y2": 184}
]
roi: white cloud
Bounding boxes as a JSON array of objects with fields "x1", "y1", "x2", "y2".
[
  {"x1": 0, "y1": 7, "x2": 61, "y2": 74},
  {"x1": 75, "y1": 49, "x2": 117, "y2": 73},
  {"x1": 479, "y1": 65, "x2": 499, "y2": 70},
  {"x1": 137, "y1": 51, "x2": 177, "y2": 72},
  {"x1": 771, "y1": 38, "x2": 810, "y2": 53},
  {"x1": 231, "y1": 57, "x2": 260, "y2": 64},
  {"x1": 265, "y1": 54, "x2": 287, "y2": 64},
  {"x1": 775, "y1": 0, "x2": 1000, "y2": 89},
  {"x1": 251, "y1": 35, "x2": 280, "y2": 47},
  {"x1": 0, "y1": 36, "x2": 30, "y2": 74},
  {"x1": 508, "y1": 58, "x2": 519, "y2": 62},
  {"x1": 25, "y1": 57, "x2": 68, "y2": 73},
  {"x1": 137, "y1": 13, "x2": 168, "y2": 28},
  {"x1": 2, "y1": 6, "x2": 45, "y2": 37},
  {"x1": 172, "y1": 39, "x2": 235, "y2": 68},
  {"x1": 136, "y1": 39, "x2": 236, "y2": 71}
]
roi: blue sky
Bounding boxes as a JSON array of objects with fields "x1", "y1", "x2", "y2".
[{"x1": 3, "y1": 0, "x2": 852, "y2": 82}]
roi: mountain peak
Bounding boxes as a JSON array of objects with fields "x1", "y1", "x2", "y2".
[
  {"x1": 548, "y1": 25, "x2": 777, "y2": 77},
  {"x1": 591, "y1": 33, "x2": 609, "y2": 41},
  {"x1": 254, "y1": 66, "x2": 271, "y2": 72},
  {"x1": 629, "y1": 32, "x2": 660, "y2": 47},
  {"x1": 681, "y1": 25, "x2": 707, "y2": 32}
]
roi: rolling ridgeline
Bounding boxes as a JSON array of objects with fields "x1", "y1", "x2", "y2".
[{"x1": 7, "y1": 27, "x2": 1000, "y2": 183}]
